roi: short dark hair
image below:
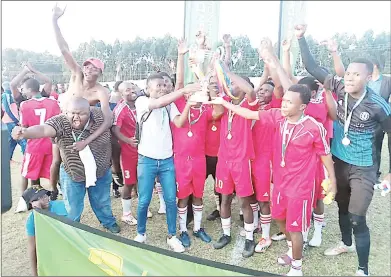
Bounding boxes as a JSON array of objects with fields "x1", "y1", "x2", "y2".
[
  {"x1": 288, "y1": 84, "x2": 311, "y2": 105},
  {"x1": 351, "y1": 58, "x2": 374, "y2": 74},
  {"x1": 265, "y1": 80, "x2": 275, "y2": 87},
  {"x1": 298, "y1": 76, "x2": 319, "y2": 92},
  {"x1": 23, "y1": 78, "x2": 40, "y2": 92},
  {"x1": 369, "y1": 57, "x2": 383, "y2": 71},
  {"x1": 158, "y1": 72, "x2": 174, "y2": 86},
  {"x1": 114, "y1": 81, "x2": 123, "y2": 92},
  {"x1": 146, "y1": 73, "x2": 164, "y2": 86}
]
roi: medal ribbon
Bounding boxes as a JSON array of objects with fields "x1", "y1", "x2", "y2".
[
  {"x1": 71, "y1": 117, "x2": 91, "y2": 142},
  {"x1": 188, "y1": 105, "x2": 206, "y2": 133},
  {"x1": 343, "y1": 90, "x2": 367, "y2": 139},
  {"x1": 281, "y1": 114, "x2": 307, "y2": 166}
]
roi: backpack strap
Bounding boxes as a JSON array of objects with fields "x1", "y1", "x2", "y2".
[{"x1": 135, "y1": 110, "x2": 153, "y2": 144}]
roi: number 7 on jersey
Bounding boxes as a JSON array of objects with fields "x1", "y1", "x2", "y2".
[{"x1": 34, "y1": 108, "x2": 47, "y2": 125}]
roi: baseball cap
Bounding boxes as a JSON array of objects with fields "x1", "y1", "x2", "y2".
[
  {"x1": 83, "y1": 58, "x2": 104, "y2": 73},
  {"x1": 22, "y1": 186, "x2": 51, "y2": 210}
]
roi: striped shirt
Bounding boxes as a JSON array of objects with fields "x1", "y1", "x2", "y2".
[
  {"x1": 45, "y1": 107, "x2": 112, "y2": 182},
  {"x1": 324, "y1": 74, "x2": 391, "y2": 166}
]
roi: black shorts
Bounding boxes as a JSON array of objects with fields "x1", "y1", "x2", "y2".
[
  {"x1": 206, "y1": 155, "x2": 218, "y2": 179},
  {"x1": 333, "y1": 156, "x2": 376, "y2": 216}
]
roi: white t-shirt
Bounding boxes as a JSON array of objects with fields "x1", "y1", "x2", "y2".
[{"x1": 135, "y1": 96, "x2": 180, "y2": 160}]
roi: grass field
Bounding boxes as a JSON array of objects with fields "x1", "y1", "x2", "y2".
[{"x1": 1, "y1": 143, "x2": 390, "y2": 276}]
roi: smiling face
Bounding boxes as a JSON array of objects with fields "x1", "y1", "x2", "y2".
[
  {"x1": 119, "y1": 82, "x2": 138, "y2": 103},
  {"x1": 83, "y1": 63, "x2": 101, "y2": 82},
  {"x1": 146, "y1": 77, "x2": 166, "y2": 99}
]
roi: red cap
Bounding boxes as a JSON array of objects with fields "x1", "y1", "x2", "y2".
[{"x1": 83, "y1": 58, "x2": 104, "y2": 73}]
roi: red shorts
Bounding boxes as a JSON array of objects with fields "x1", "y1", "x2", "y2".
[
  {"x1": 251, "y1": 153, "x2": 272, "y2": 202},
  {"x1": 174, "y1": 155, "x2": 206, "y2": 199},
  {"x1": 215, "y1": 159, "x2": 254, "y2": 197},
  {"x1": 21, "y1": 153, "x2": 52, "y2": 180},
  {"x1": 314, "y1": 159, "x2": 326, "y2": 207},
  {"x1": 272, "y1": 190, "x2": 312, "y2": 233},
  {"x1": 120, "y1": 150, "x2": 138, "y2": 185}
]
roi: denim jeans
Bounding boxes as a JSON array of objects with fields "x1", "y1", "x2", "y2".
[
  {"x1": 6, "y1": 122, "x2": 26, "y2": 160},
  {"x1": 137, "y1": 154, "x2": 177, "y2": 236},
  {"x1": 60, "y1": 165, "x2": 117, "y2": 228}
]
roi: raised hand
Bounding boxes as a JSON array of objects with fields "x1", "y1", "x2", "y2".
[
  {"x1": 321, "y1": 39, "x2": 338, "y2": 52},
  {"x1": 25, "y1": 62, "x2": 36, "y2": 73},
  {"x1": 258, "y1": 37, "x2": 274, "y2": 60},
  {"x1": 294, "y1": 24, "x2": 307, "y2": 39},
  {"x1": 52, "y1": 2, "x2": 67, "y2": 21},
  {"x1": 195, "y1": 30, "x2": 207, "y2": 48},
  {"x1": 177, "y1": 38, "x2": 189, "y2": 55},
  {"x1": 282, "y1": 39, "x2": 292, "y2": 52},
  {"x1": 222, "y1": 34, "x2": 232, "y2": 46}
]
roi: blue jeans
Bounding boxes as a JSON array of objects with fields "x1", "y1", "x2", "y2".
[
  {"x1": 6, "y1": 122, "x2": 26, "y2": 160},
  {"x1": 60, "y1": 166, "x2": 117, "y2": 228},
  {"x1": 137, "y1": 154, "x2": 177, "y2": 236}
]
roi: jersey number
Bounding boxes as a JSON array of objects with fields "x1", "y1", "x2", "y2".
[
  {"x1": 124, "y1": 170, "x2": 130, "y2": 179},
  {"x1": 34, "y1": 108, "x2": 47, "y2": 125}
]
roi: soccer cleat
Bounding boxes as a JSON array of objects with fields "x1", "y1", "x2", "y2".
[
  {"x1": 167, "y1": 236, "x2": 185, "y2": 253},
  {"x1": 213, "y1": 234, "x2": 232, "y2": 249},
  {"x1": 106, "y1": 223, "x2": 121, "y2": 234},
  {"x1": 15, "y1": 197, "x2": 28, "y2": 213},
  {"x1": 134, "y1": 233, "x2": 146, "y2": 243},
  {"x1": 355, "y1": 269, "x2": 370, "y2": 276},
  {"x1": 121, "y1": 214, "x2": 137, "y2": 226},
  {"x1": 179, "y1": 231, "x2": 191, "y2": 247},
  {"x1": 255, "y1": 238, "x2": 272, "y2": 253},
  {"x1": 324, "y1": 241, "x2": 356, "y2": 256},
  {"x1": 272, "y1": 232, "x2": 286, "y2": 241},
  {"x1": 158, "y1": 206, "x2": 166, "y2": 214},
  {"x1": 309, "y1": 235, "x2": 322, "y2": 247},
  {"x1": 147, "y1": 209, "x2": 153, "y2": 218},
  {"x1": 207, "y1": 209, "x2": 220, "y2": 221},
  {"x1": 112, "y1": 189, "x2": 121, "y2": 198},
  {"x1": 193, "y1": 228, "x2": 212, "y2": 243},
  {"x1": 286, "y1": 268, "x2": 303, "y2": 276},
  {"x1": 242, "y1": 239, "x2": 256, "y2": 258}
]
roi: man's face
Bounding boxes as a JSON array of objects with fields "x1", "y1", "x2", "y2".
[
  {"x1": 31, "y1": 194, "x2": 50, "y2": 210},
  {"x1": 257, "y1": 84, "x2": 273, "y2": 104},
  {"x1": 66, "y1": 104, "x2": 90, "y2": 129},
  {"x1": 344, "y1": 63, "x2": 372, "y2": 94},
  {"x1": 147, "y1": 78, "x2": 166, "y2": 99},
  {"x1": 281, "y1": 90, "x2": 305, "y2": 117},
  {"x1": 162, "y1": 76, "x2": 173, "y2": 94},
  {"x1": 121, "y1": 83, "x2": 138, "y2": 103},
  {"x1": 83, "y1": 63, "x2": 101, "y2": 82}
]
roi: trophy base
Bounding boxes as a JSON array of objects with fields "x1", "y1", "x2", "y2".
[{"x1": 189, "y1": 94, "x2": 210, "y2": 103}]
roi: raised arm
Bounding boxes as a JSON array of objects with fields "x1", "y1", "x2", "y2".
[
  {"x1": 321, "y1": 39, "x2": 345, "y2": 77},
  {"x1": 254, "y1": 65, "x2": 270, "y2": 93},
  {"x1": 210, "y1": 97, "x2": 260, "y2": 120},
  {"x1": 282, "y1": 39, "x2": 299, "y2": 84},
  {"x1": 26, "y1": 63, "x2": 51, "y2": 97},
  {"x1": 52, "y1": 3, "x2": 82, "y2": 75},
  {"x1": 174, "y1": 39, "x2": 188, "y2": 91},
  {"x1": 172, "y1": 101, "x2": 194, "y2": 128},
  {"x1": 12, "y1": 124, "x2": 56, "y2": 141},
  {"x1": 222, "y1": 34, "x2": 232, "y2": 68},
  {"x1": 295, "y1": 25, "x2": 329, "y2": 84},
  {"x1": 10, "y1": 66, "x2": 30, "y2": 102},
  {"x1": 227, "y1": 70, "x2": 256, "y2": 102}
]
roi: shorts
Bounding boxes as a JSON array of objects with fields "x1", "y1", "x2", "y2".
[
  {"x1": 206, "y1": 155, "x2": 218, "y2": 180},
  {"x1": 314, "y1": 159, "x2": 326, "y2": 207},
  {"x1": 215, "y1": 159, "x2": 254, "y2": 197},
  {"x1": 21, "y1": 153, "x2": 52, "y2": 180},
  {"x1": 175, "y1": 155, "x2": 206, "y2": 199},
  {"x1": 120, "y1": 151, "x2": 138, "y2": 185},
  {"x1": 272, "y1": 190, "x2": 312, "y2": 233},
  {"x1": 333, "y1": 156, "x2": 376, "y2": 216},
  {"x1": 251, "y1": 153, "x2": 272, "y2": 202}
]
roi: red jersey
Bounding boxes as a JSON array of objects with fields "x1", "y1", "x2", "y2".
[
  {"x1": 252, "y1": 98, "x2": 282, "y2": 155},
  {"x1": 113, "y1": 101, "x2": 138, "y2": 157},
  {"x1": 260, "y1": 109, "x2": 330, "y2": 198},
  {"x1": 218, "y1": 99, "x2": 258, "y2": 162},
  {"x1": 173, "y1": 97, "x2": 212, "y2": 157},
  {"x1": 20, "y1": 98, "x2": 61, "y2": 154},
  {"x1": 205, "y1": 105, "x2": 221, "y2": 157},
  {"x1": 49, "y1": 91, "x2": 59, "y2": 100},
  {"x1": 305, "y1": 90, "x2": 332, "y2": 139}
]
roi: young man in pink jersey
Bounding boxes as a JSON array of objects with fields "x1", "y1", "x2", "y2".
[
  {"x1": 112, "y1": 82, "x2": 139, "y2": 226},
  {"x1": 211, "y1": 83, "x2": 336, "y2": 276},
  {"x1": 211, "y1": 67, "x2": 258, "y2": 258}
]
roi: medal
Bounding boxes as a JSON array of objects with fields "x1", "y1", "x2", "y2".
[
  {"x1": 227, "y1": 133, "x2": 232, "y2": 140},
  {"x1": 342, "y1": 136, "x2": 350, "y2": 146},
  {"x1": 280, "y1": 161, "x2": 285, "y2": 168},
  {"x1": 187, "y1": 131, "x2": 193, "y2": 137},
  {"x1": 211, "y1": 125, "x2": 217, "y2": 132}
]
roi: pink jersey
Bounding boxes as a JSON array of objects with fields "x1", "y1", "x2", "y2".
[
  {"x1": 113, "y1": 101, "x2": 138, "y2": 158},
  {"x1": 205, "y1": 105, "x2": 221, "y2": 157},
  {"x1": 305, "y1": 90, "x2": 332, "y2": 139},
  {"x1": 20, "y1": 98, "x2": 61, "y2": 155},
  {"x1": 260, "y1": 109, "x2": 330, "y2": 198},
  {"x1": 173, "y1": 97, "x2": 212, "y2": 158},
  {"x1": 218, "y1": 99, "x2": 258, "y2": 162}
]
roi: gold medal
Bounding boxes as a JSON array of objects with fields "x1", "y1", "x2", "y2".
[
  {"x1": 227, "y1": 133, "x2": 232, "y2": 140},
  {"x1": 211, "y1": 125, "x2": 217, "y2": 132},
  {"x1": 187, "y1": 131, "x2": 193, "y2": 137}
]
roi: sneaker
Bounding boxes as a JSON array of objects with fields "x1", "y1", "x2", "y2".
[
  {"x1": 213, "y1": 234, "x2": 231, "y2": 249},
  {"x1": 193, "y1": 228, "x2": 212, "y2": 243},
  {"x1": 106, "y1": 223, "x2": 121, "y2": 234},
  {"x1": 242, "y1": 239, "x2": 256, "y2": 258},
  {"x1": 207, "y1": 209, "x2": 220, "y2": 221},
  {"x1": 167, "y1": 236, "x2": 185, "y2": 253},
  {"x1": 272, "y1": 232, "x2": 286, "y2": 241},
  {"x1": 134, "y1": 233, "x2": 146, "y2": 243},
  {"x1": 147, "y1": 209, "x2": 153, "y2": 218},
  {"x1": 113, "y1": 189, "x2": 121, "y2": 198},
  {"x1": 255, "y1": 238, "x2": 272, "y2": 253},
  {"x1": 179, "y1": 231, "x2": 191, "y2": 247},
  {"x1": 324, "y1": 241, "x2": 355, "y2": 256},
  {"x1": 355, "y1": 269, "x2": 369, "y2": 276},
  {"x1": 121, "y1": 214, "x2": 137, "y2": 226},
  {"x1": 309, "y1": 235, "x2": 322, "y2": 247},
  {"x1": 286, "y1": 267, "x2": 303, "y2": 276},
  {"x1": 158, "y1": 206, "x2": 166, "y2": 214},
  {"x1": 15, "y1": 197, "x2": 28, "y2": 213}
]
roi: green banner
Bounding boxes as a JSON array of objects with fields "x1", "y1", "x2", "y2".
[
  {"x1": 34, "y1": 210, "x2": 274, "y2": 276},
  {"x1": 183, "y1": 1, "x2": 221, "y2": 85}
]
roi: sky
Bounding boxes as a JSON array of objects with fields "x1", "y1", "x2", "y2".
[{"x1": 1, "y1": 1, "x2": 390, "y2": 55}]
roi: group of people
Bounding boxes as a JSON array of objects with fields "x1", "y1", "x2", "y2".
[{"x1": 2, "y1": 4, "x2": 391, "y2": 277}]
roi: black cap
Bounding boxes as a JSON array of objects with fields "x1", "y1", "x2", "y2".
[{"x1": 22, "y1": 186, "x2": 51, "y2": 210}]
